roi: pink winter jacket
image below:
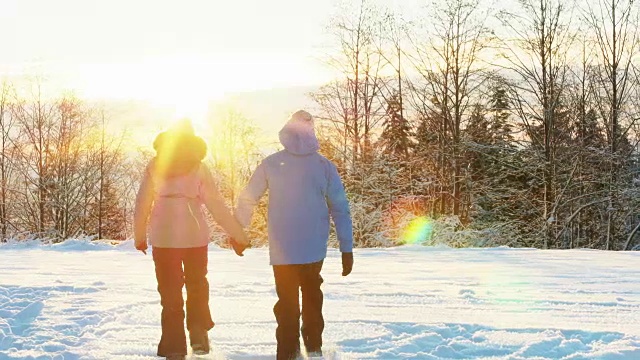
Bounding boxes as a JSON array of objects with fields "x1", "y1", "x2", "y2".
[{"x1": 134, "y1": 159, "x2": 245, "y2": 248}]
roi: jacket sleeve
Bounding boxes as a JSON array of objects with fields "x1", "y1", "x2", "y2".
[
  {"x1": 200, "y1": 164, "x2": 249, "y2": 245},
  {"x1": 326, "y1": 161, "x2": 353, "y2": 252},
  {"x1": 235, "y1": 161, "x2": 268, "y2": 228},
  {"x1": 134, "y1": 162, "x2": 155, "y2": 245}
]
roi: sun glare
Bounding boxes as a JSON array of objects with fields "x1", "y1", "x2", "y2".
[
  {"x1": 76, "y1": 55, "x2": 225, "y2": 133},
  {"x1": 75, "y1": 51, "x2": 329, "y2": 135},
  {"x1": 174, "y1": 96, "x2": 209, "y2": 128}
]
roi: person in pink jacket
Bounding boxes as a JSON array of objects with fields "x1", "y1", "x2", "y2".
[{"x1": 134, "y1": 120, "x2": 249, "y2": 360}]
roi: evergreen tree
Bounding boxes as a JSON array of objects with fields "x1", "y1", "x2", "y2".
[
  {"x1": 488, "y1": 81, "x2": 514, "y2": 147},
  {"x1": 379, "y1": 93, "x2": 412, "y2": 158}
]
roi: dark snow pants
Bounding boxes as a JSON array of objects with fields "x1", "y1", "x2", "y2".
[
  {"x1": 272, "y1": 260, "x2": 325, "y2": 360},
  {"x1": 152, "y1": 246, "x2": 215, "y2": 357}
]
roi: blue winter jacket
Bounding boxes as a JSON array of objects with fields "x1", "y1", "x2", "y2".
[{"x1": 235, "y1": 120, "x2": 353, "y2": 265}]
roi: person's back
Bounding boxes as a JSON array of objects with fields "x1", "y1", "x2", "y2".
[
  {"x1": 134, "y1": 120, "x2": 249, "y2": 360},
  {"x1": 141, "y1": 159, "x2": 217, "y2": 249},
  {"x1": 235, "y1": 110, "x2": 353, "y2": 360},
  {"x1": 256, "y1": 147, "x2": 347, "y2": 265},
  {"x1": 236, "y1": 111, "x2": 352, "y2": 265}
]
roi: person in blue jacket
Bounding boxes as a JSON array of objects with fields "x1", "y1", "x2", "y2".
[{"x1": 235, "y1": 109, "x2": 354, "y2": 360}]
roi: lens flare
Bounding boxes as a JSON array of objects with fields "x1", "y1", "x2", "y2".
[{"x1": 401, "y1": 216, "x2": 433, "y2": 245}]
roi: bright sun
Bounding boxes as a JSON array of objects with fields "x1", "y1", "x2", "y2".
[
  {"x1": 75, "y1": 51, "x2": 327, "y2": 141},
  {"x1": 173, "y1": 94, "x2": 209, "y2": 128},
  {"x1": 138, "y1": 55, "x2": 223, "y2": 130},
  {"x1": 78, "y1": 55, "x2": 225, "y2": 128}
]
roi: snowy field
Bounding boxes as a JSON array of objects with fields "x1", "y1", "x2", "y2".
[{"x1": 0, "y1": 241, "x2": 639, "y2": 360}]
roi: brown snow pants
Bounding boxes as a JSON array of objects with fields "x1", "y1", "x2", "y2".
[
  {"x1": 152, "y1": 246, "x2": 214, "y2": 357},
  {"x1": 273, "y1": 260, "x2": 325, "y2": 360}
]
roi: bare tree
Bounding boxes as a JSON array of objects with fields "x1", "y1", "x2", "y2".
[
  {"x1": 49, "y1": 95, "x2": 92, "y2": 239},
  {"x1": 97, "y1": 110, "x2": 107, "y2": 239},
  {"x1": 11, "y1": 80, "x2": 58, "y2": 236},
  {"x1": 313, "y1": 0, "x2": 387, "y2": 172},
  {"x1": 498, "y1": 0, "x2": 576, "y2": 248},
  {"x1": 9, "y1": 83, "x2": 114, "y2": 241},
  {"x1": 407, "y1": 0, "x2": 491, "y2": 219},
  {"x1": 207, "y1": 106, "x2": 260, "y2": 204},
  {"x1": 561, "y1": 37, "x2": 606, "y2": 249},
  {"x1": 583, "y1": 0, "x2": 640, "y2": 249},
  {"x1": 93, "y1": 108, "x2": 127, "y2": 239},
  {"x1": 0, "y1": 80, "x2": 15, "y2": 241},
  {"x1": 376, "y1": 8, "x2": 413, "y2": 160}
]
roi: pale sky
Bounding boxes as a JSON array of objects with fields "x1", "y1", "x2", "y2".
[
  {"x1": 1, "y1": 0, "x2": 518, "y2": 139},
  {"x1": 0, "y1": 0, "x2": 337, "y2": 109}
]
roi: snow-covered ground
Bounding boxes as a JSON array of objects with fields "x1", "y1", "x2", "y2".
[{"x1": 0, "y1": 241, "x2": 639, "y2": 360}]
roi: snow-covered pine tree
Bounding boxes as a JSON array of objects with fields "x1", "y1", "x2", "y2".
[{"x1": 379, "y1": 93, "x2": 411, "y2": 159}]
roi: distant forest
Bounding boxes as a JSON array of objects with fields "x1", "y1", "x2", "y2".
[{"x1": 2, "y1": 0, "x2": 640, "y2": 250}]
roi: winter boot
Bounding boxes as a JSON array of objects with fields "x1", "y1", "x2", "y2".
[{"x1": 190, "y1": 329, "x2": 210, "y2": 355}]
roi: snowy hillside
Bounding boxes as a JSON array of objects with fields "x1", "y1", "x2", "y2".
[{"x1": 0, "y1": 242, "x2": 639, "y2": 359}]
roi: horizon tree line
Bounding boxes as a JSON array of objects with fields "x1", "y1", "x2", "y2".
[{"x1": 1, "y1": 0, "x2": 640, "y2": 251}]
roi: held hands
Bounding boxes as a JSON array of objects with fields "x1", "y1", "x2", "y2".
[
  {"x1": 228, "y1": 237, "x2": 248, "y2": 257},
  {"x1": 134, "y1": 238, "x2": 148, "y2": 255},
  {"x1": 341, "y1": 252, "x2": 353, "y2": 276}
]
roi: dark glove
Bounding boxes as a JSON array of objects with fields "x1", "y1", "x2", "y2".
[
  {"x1": 228, "y1": 237, "x2": 247, "y2": 257},
  {"x1": 341, "y1": 252, "x2": 353, "y2": 276}
]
